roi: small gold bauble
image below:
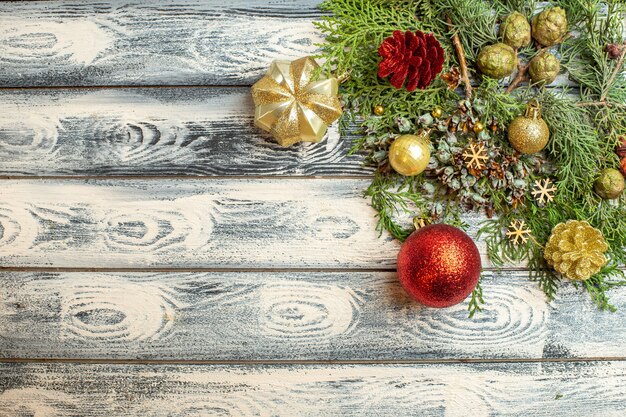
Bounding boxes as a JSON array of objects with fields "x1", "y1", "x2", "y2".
[
  {"x1": 473, "y1": 121, "x2": 485, "y2": 134},
  {"x1": 431, "y1": 107, "x2": 443, "y2": 118},
  {"x1": 373, "y1": 105, "x2": 385, "y2": 116},
  {"x1": 389, "y1": 132, "x2": 431, "y2": 176},
  {"x1": 508, "y1": 100, "x2": 550, "y2": 154},
  {"x1": 544, "y1": 220, "x2": 608, "y2": 281}
]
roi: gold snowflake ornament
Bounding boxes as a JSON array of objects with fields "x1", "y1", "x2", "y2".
[
  {"x1": 532, "y1": 178, "x2": 557, "y2": 205},
  {"x1": 462, "y1": 142, "x2": 489, "y2": 170},
  {"x1": 506, "y1": 219, "x2": 532, "y2": 245}
]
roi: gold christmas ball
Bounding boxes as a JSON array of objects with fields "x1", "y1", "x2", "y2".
[
  {"x1": 374, "y1": 105, "x2": 385, "y2": 116},
  {"x1": 508, "y1": 100, "x2": 550, "y2": 154},
  {"x1": 595, "y1": 168, "x2": 625, "y2": 199},
  {"x1": 431, "y1": 107, "x2": 443, "y2": 118},
  {"x1": 473, "y1": 121, "x2": 485, "y2": 134},
  {"x1": 389, "y1": 132, "x2": 431, "y2": 176},
  {"x1": 544, "y1": 220, "x2": 608, "y2": 281}
]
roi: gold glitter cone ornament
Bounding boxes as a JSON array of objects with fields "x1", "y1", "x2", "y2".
[
  {"x1": 251, "y1": 57, "x2": 342, "y2": 147},
  {"x1": 544, "y1": 220, "x2": 608, "y2": 281}
]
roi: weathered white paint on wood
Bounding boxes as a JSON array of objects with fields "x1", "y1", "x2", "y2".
[
  {"x1": 3, "y1": 270, "x2": 624, "y2": 360},
  {"x1": 0, "y1": 179, "x2": 502, "y2": 268},
  {"x1": 0, "y1": 88, "x2": 365, "y2": 176},
  {"x1": 1, "y1": 362, "x2": 625, "y2": 416},
  {"x1": 0, "y1": 3, "x2": 621, "y2": 414},
  {"x1": 0, "y1": 1, "x2": 583, "y2": 89},
  {"x1": 0, "y1": 0, "x2": 322, "y2": 87}
]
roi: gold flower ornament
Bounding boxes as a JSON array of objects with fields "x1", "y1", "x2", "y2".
[{"x1": 251, "y1": 57, "x2": 342, "y2": 147}]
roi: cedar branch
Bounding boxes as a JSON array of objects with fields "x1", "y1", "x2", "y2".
[
  {"x1": 505, "y1": 59, "x2": 529, "y2": 93},
  {"x1": 576, "y1": 100, "x2": 626, "y2": 108},
  {"x1": 601, "y1": 42, "x2": 626, "y2": 102},
  {"x1": 446, "y1": 16, "x2": 472, "y2": 100}
]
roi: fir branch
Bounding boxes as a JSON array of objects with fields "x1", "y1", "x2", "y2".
[
  {"x1": 528, "y1": 249, "x2": 560, "y2": 302},
  {"x1": 365, "y1": 173, "x2": 424, "y2": 241},
  {"x1": 583, "y1": 266, "x2": 626, "y2": 312},
  {"x1": 468, "y1": 275, "x2": 485, "y2": 318},
  {"x1": 317, "y1": 0, "x2": 626, "y2": 313},
  {"x1": 601, "y1": 41, "x2": 626, "y2": 102},
  {"x1": 536, "y1": 90, "x2": 603, "y2": 203}
]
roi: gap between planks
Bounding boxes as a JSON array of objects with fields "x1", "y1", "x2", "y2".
[
  {"x1": 0, "y1": 266, "x2": 536, "y2": 273},
  {"x1": 2, "y1": 357, "x2": 626, "y2": 365},
  {"x1": 0, "y1": 175, "x2": 373, "y2": 181},
  {"x1": 0, "y1": 84, "x2": 252, "y2": 91}
]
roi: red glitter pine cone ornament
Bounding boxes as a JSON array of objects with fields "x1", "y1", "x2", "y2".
[
  {"x1": 397, "y1": 224, "x2": 481, "y2": 308},
  {"x1": 378, "y1": 30, "x2": 445, "y2": 92}
]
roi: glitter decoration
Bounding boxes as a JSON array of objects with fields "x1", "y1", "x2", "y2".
[
  {"x1": 507, "y1": 100, "x2": 550, "y2": 154},
  {"x1": 462, "y1": 142, "x2": 489, "y2": 170},
  {"x1": 532, "y1": 178, "x2": 557, "y2": 205},
  {"x1": 388, "y1": 132, "x2": 431, "y2": 176},
  {"x1": 506, "y1": 219, "x2": 531, "y2": 245},
  {"x1": 251, "y1": 56, "x2": 342, "y2": 147},
  {"x1": 544, "y1": 220, "x2": 608, "y2": 281},
  {"x1": 397, "y1": 224, "x2": 481, "y2": 308},
  {"x1": 378, "y1": 30, "x2": 445, "y2": 91}
]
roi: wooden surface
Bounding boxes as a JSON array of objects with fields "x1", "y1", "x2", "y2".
[
  {"x1": 0, "y1": 88, "x2": 365, "y2": 176},
  {"x1": 0, "y1": 0, "x2": 322, "y2": 87},
  {"x1": 1, "y1": 362, "x2": 626, "y2": 416},
  {"x1": 0, "y1": 1, "x2": 625, "y2": 415},
  {"x1": 2, "y1": 270, "x2": 625, "y2": 361}
]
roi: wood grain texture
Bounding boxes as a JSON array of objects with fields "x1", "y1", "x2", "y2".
[
  {"x1": 0, "y1": 87, "x2": 366, "y2": 176},
  {"x1": 1, "y1": 361, "x2": 625, "y2": 416},
  {"x1": 2, "y1": 270, "x2": 624, "y2": 360},
  {"x1": 0, "y1": 0, "x2": 323, "y2": 87},
  {"x1": 0, "y1": 1, "x2": 582, "y2": 89},
  {"x1": 0, "y1": 178, "x2": 500, "y2": 269}
]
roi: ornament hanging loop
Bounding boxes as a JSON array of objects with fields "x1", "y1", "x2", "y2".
[
  {"x1": 337, "y1": 68, "x2": 352, "y2": 84},
  {"x1": 525, "y1": 99, "x2": 542, "y2": 119},
  {"x1": 413, "y1": 216, "x2": 430, "y2": 230}
]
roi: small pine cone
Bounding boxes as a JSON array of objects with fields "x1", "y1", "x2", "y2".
[
  {"x1": 606, "y1": 43, "x2": 624, "y2": 60},
  {"x1": 544, "y1": 220, "x2": 608, "y2": 281},
  {"x1": 621, "y1": 158, "x2": 626, "y2": 176},
  {"x1": 378, "y1": 30, "x2": 445, "y2": 92},
  {"x1": 616, "y1": 136, "x2": 626, "y2": 159},
  {"x1": 532, "y1": 7, "x2": 568, "y2": 47}
]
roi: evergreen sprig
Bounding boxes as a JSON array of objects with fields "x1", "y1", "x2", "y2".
[{"x1": 316, "y1": 0, "x2": 626, "y2": 315}]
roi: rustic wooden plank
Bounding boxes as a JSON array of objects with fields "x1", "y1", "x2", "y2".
[
  {"x1": 0, "y1": 1, "x2": 583, "y2": 88},
  {"x1": 0, "y1": 0, "x2": 322, "y2": 87},
  {"x1": 0, "y1": 361, "x2": 625, "y2": 416},
  {"x1": 1, "y1": 270, "x2": 624, "y2": 360},
  {"x1": 0, "y1": 179, "x2": 504, "y2": 268},
  {"x1": 0, "y1": 87, "x2": 365, "y2": 176}
]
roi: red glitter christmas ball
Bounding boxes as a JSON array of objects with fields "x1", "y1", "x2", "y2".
[{"x1": 397, "y1": 224, "x2": 481, "y2": 308}]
